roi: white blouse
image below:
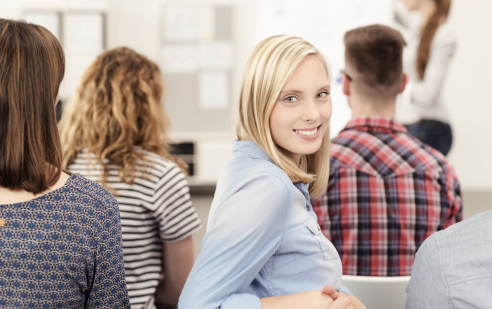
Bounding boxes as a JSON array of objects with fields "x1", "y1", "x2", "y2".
[{"x1": 396, "y1": 9, "x2": 457, "y2": 124}]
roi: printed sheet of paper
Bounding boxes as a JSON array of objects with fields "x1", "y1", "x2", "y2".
[
  {"x1": 197, "y1": 42, "x2": 233, "y2": 69},
  {"x1": 60, "y1": 56, "x2": 97, "y2": 98},
  {"x1": 199, "y1": 71, "x2": 228, "y2": 110},
  {"x1": 162, "y1": 45, "x2": 198, "y2": 73},
  {"x1": 256, "y1": 0, "x2": 393, "y2": 136},
  {"x1": 65, "y1": 13, "x2": 104, "y2": 51},
  {"x1": 24, "y1": 12, "x2": 61, "y2": 40},
  {"x1": 163, "y1": 6, "x2": 215, "y2": 42}
]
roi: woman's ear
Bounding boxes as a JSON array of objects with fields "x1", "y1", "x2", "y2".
[{"x1": 399, "y1": 73, "x2": 409, "y2": 94}]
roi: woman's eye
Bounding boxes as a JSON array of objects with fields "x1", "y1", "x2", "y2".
[
  {"x1": 284, "y1": 96, "x2": 298, "y2": 102},
  {"x1": 317, "y1": 92, "x2": 329, "y2": 98}
]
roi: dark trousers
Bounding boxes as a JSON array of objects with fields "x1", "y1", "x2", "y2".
[{"x1": 405, "y1": 119, "x2": 453, "y2": 156}]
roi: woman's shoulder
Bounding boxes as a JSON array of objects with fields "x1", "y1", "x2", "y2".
[
  {"x1": 63, "y1": 173, "x2": 118, "y2": 209},
  {"x1": 134, "y1": 147, "x2": 183, "y2": 175},
  {"x1": 218, "y1": 156, "x2": 294, "y2": 198}
]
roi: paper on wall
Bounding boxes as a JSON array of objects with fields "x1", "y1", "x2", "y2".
[
  {"x1": 199, "y1": 71, "x2": 228, "y2": 110},
  {"x1": 24, "y1": 12, "x2": 61, "y2": 40},
  {"x1": 65, "y1": 12, "x2": 104, "y2": 51},
  {"x1": 60, "y1": 56, "x2": 97, "y2": 98},
  {"x1": 163, "y1": 6, "x2": 215, "y2": 42},
  {"x1": 197, "y1": 42, "x2": 233, "y2": 69},
  {"x1": 162, "y1": 45, "x2": 198, "y2": 73}
]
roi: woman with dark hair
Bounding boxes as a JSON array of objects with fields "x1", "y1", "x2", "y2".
[
  {"x1": 59, "y1": 47, "x2": 202, "y2": 309},
  {"x1": 0, "y1": 19, "x2": 130, "y2": 308},
  {"x1": 396, "y1": 0, "x2": 455, "y2": 156}
]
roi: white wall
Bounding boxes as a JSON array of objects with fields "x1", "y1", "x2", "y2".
[
  {"x1": 2, "y1": 0, "x2": 491, "y2": 190},
  {"x1": 445, "y1": 0, "x2": 492, "y2": 190},
  {"x1": 108, "y1": 0, "x2": 492, "y2": 191}
]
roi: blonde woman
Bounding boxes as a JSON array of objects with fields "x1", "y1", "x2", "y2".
[
  {"x1": 178, "y1": 36, "x2": 364, "y2": 309},
  {"x1": 59, "y1": 47, "x2": 202, "y2": 309}
]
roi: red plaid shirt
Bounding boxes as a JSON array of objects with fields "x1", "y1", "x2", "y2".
[{"x1": 313, "y1": 116, "x2": 462, "y2": 276}]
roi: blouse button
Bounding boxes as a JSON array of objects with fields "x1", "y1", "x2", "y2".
[{"x1": 306, "y1": 205, "x2": 311, "y2": 211}]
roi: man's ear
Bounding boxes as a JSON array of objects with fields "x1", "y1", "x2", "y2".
[
  {"x1": 399, "y1": 73, "x2": 409, "y2": 94},
  {"x1": 342, "y1": 74, "x2": 351, "y2": 96}
]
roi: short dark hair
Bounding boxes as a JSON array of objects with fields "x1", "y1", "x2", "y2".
[
  {"x1": 344, "y1": 24, "x2": 406, "y2": 98},
  {"x1": 0, "y1": 19, "x2": 65, "y2": 194}
]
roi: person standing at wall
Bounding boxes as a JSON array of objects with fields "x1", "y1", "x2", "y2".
[
  {"x1": 396, "y1": 0, "x2": 456, "y2": 156},
  {"x1": 59, "y1": 47, "x2": 202, "y2": 309},
  {"x1": 0, "y1": 19, "x2": 130, "y2": 308}
]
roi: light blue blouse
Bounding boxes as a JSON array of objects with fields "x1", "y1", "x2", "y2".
[{"x1": 179, "y1": 140, "x2": 343, "y2": 309}]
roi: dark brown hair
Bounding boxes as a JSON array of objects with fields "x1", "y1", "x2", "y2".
[
  {"x1": 0, "y1": 19, "x2": 65, "y2": 194},
  {"x1": 417, "y1": 0, "x2": 451, "y2": 79},
  {"x1": 59, "y1": 47, "x2": 187, "y2": 191},
  {"x1": 344, "y1": 24, "x2": 406, "y2": 97}
]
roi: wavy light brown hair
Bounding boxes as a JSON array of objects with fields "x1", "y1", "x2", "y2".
[
  {"x1": 59, "y1": 47, "x2": 186, "y2": 190},
  {"x1": 236, "y1": 35, "x2": 331, "y2": 198},
  {"x1": 417, "y1": 0, "x2": 451, "y2": 79},
  {"x1": 0, "y1": 18, "x2": 65, "y2": 194}
]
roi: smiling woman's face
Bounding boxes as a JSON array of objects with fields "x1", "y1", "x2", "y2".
[{"x1": 269, "y1": 55, "x2": 332, "y2": 163}]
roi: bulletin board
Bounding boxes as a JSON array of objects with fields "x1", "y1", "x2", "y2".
[
  {"x1": 160, "y1": 5, "x2": 234, "y2": 133},
  {"x1": 23, "y1": 9, "x2": 107, "y2": 99},
  {"x1": 256, "y1": 0, "x2": 394, "y2": 137}
]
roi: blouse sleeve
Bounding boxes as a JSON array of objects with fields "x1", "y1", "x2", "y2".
[
  {"x1": 408, "y1": 27, "x2": 456, "y2": 107},
  {"x1": 87, "y1": 193, "x2": 130, "y2": 308},
  {"x1": 178, "y1": 172, "x2": 290, "y2": 309},
  {"x1": 153, "y1": 165, "x2": 202, "y2": 242}
]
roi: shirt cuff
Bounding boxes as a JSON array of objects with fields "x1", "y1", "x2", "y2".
[
  {"x1": 221, "y1": 293, "x2": 261, "y2": 309},
  {"x1": 339, "y1": 285, "x2": 353, "y2": 296}
]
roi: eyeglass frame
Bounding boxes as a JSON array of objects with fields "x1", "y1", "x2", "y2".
[{"x1": 340, "y1": 69, "x2": 353, "y2": 82}]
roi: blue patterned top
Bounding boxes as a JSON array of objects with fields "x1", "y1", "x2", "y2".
[{"x1": 0, "y1": 174, "x2": 130, "y2": 308}]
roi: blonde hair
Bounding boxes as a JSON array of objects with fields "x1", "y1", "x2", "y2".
[
  {"x1": 236, "y1": 35, "x2": 331, "y2": 198},
  {"x1": 59, "y1": 47, "x2": 186, "y2": 190}
]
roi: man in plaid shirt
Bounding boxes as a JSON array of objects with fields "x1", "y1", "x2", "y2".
[{"x1": 312, "y1": 25, "x2": 462, "y2": 276}]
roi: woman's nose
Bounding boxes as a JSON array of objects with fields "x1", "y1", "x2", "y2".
[{"x1": 302, "y1": 100, "x2": 320, "y2": 123}]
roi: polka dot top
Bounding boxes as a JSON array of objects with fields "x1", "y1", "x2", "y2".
[{"x1": 0, "y1": 173, "x2": 130, "y2": 308}]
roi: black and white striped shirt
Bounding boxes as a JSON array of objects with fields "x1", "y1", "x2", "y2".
[{"x1": 68, "y1": 148, "x2": 202, "y2": 309}]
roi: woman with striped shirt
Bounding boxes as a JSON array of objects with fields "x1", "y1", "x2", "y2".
[{"x1": 59, "y1": 47, "x2": 202, "y2": 309}]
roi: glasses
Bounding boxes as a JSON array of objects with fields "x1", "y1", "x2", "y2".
[{"x1": 340, "y1": 69, "x2": 353, "y2": 82}]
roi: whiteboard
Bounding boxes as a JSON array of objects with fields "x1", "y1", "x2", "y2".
[{"x1": 256, "y1": 0, "x2": 393, "y2": 137}]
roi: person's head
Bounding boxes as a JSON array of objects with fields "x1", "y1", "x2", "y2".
[
  {"x1": 342, "y1": 24, "x2": 408, "y2": 112},
  {"x1": 401, "y1": 0, "x2": 451, "y2": 79},
  {"x1": 0, "y1": 19, "x2": 65, "y2": 194},
  {"x1": 59, "y1": 47, "x2": 186, "y2": 189},
  {"x1": 236, "y1": 35, "x2": 332, "y2": 198}
]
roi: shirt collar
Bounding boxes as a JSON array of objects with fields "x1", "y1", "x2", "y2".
[
  {"x1": 232, "y1": 140, "x2": 274, "y2": 163},
  {"x1": 232, "y1": 140, "x2": 310, "y2": 197},
  {"x1": 341, "y1": 116, "x2": 408, "y2": 134}
]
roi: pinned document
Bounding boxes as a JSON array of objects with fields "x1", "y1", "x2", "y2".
[
  {"x1": 24, "y1": 12, "x2": 60, "y2": 40},
  {"x1": 198, "y1": 42, "x2": 233, "y2": 69},
  {"x1": 199, "y1": 72, "x2": 228, "y2": 110},
  {"x1": 162, "y1": 45, "x2": 198, "y2": 73},
  {"x1": 163, "y1": 6, "x2": 215, "y2": 42},
  {"x1": 65, "y1": 13, "x2": 104, "y2": 51}
]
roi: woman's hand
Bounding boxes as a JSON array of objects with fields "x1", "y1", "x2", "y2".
[
  {"x1": 259, "y1": 285, "x2": 365, "y2": 309},
  {"x1": 322, "y1": 285, "x2": 366, "y2": 309}
]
